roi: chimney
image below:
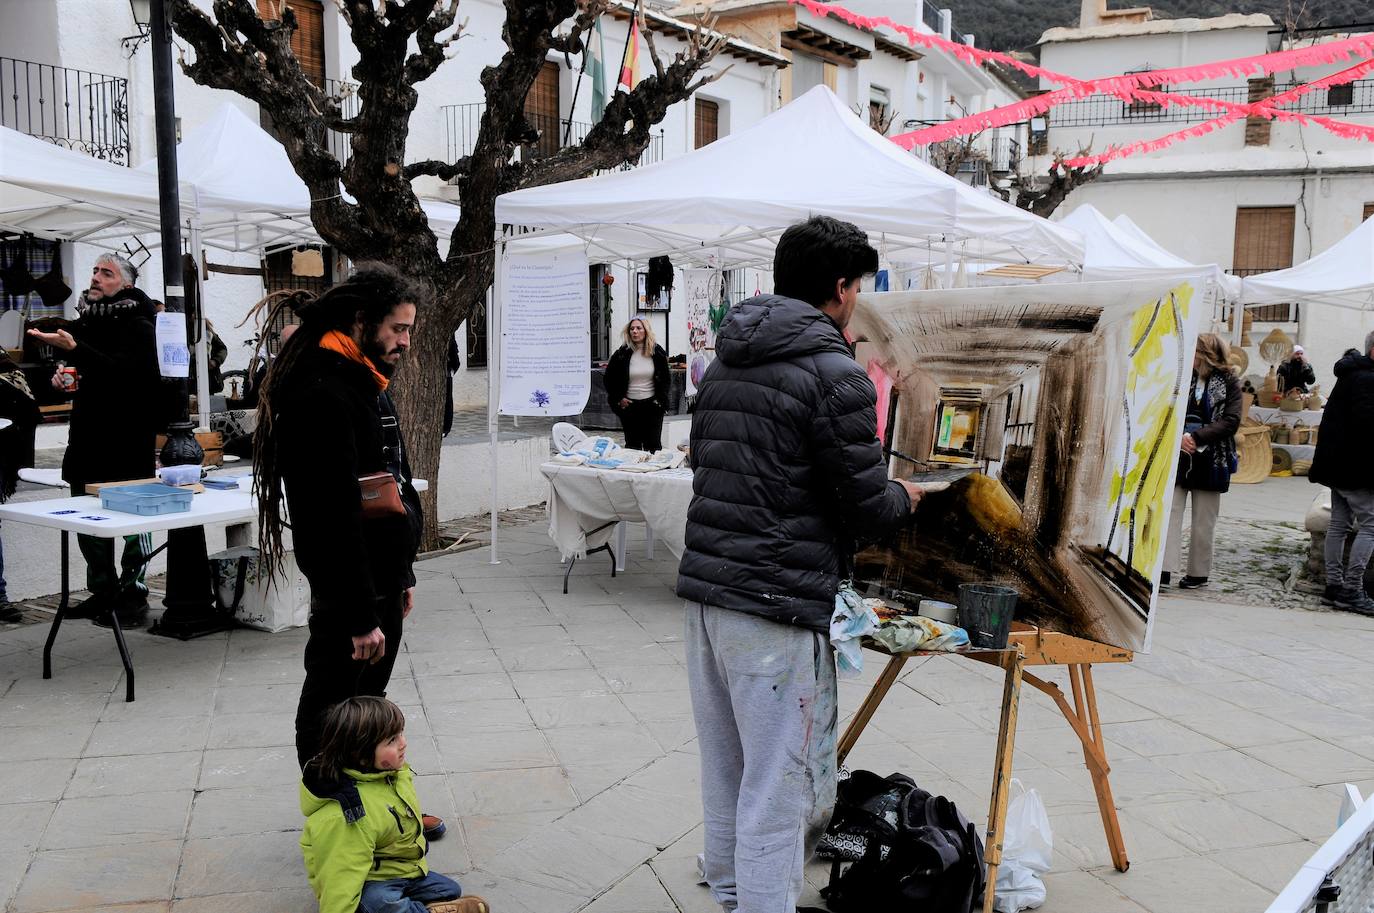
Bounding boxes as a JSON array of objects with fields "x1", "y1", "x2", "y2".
[
  {"x1": 1080, "y1": 0, "x2": 1103, "y2": 27},
  {"x1": 1080, "y1": 0, "x2": 1153, "y2": 28}
]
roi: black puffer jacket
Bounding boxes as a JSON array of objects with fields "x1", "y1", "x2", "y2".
[
  {"x1": 676, "y1": 294, "x2": 911, "y2": 632},
  {"x1": 275, "y1": 347, "x2": 423, "y2": 636},
  {"x1": 61, "y1": 289, "x2": 162, "y2": 492},
  {"x1": 604, "y1": 343, "x2": 670, "y2": 412},
  {"x1": 1309, "y1": 352, "x2": 1374, "y2": 492}
]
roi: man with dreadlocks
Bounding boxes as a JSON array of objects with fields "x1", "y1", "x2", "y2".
[{"x1": 252, "y1": 264, "x2": 425, "y2": 778}]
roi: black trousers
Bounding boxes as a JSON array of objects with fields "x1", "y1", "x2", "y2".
[
  {"x1": 295, "y1": 593, "x2": 404, "y2": 769},
  {"x1": 619, "y1": 398, "x2": 665, "y2": 451}
]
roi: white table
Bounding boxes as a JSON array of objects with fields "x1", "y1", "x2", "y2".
[
  {"x1": 540, "y1": 462, "x2": 694, "y2": 590},
  {"x1": 0, "y1": 485, "x2": 255, "y2": 701}
]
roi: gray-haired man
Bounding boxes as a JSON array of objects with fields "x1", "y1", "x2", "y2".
[{"x1": 28, "y1": 253, "x2": 163, "y2": 628}]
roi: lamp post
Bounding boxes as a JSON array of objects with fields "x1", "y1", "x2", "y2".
[{"x1": 131, "y1": 0, "x2": 221, "y2": 638}]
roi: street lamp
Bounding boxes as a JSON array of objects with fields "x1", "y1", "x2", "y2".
[
  {"x1": 122, "y1": 0, "x2": 152, "y2": 55},
  {"x1": 131, "y1": 0, "x2": 220, "y2": 637}
]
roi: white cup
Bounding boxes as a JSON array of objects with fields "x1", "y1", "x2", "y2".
[{"x1": 917, "y1": 599, "x2": 957, "y2": 624}]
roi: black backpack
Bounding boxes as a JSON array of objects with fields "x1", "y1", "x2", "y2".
[{"x1": 816, "y1": 770, "x2": 986, "y2": 913}]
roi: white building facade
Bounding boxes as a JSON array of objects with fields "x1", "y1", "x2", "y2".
[{"x1": 1032, "y1": 14, "x2": 1374, "y2": 389}]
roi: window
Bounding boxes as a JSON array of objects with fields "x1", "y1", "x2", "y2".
[
  {"x1": 1232, "y1": 206, "x2": 1296, "y2": 322},
  {"x1": 1363, "y1": 202, "x2": 1374, "y2": 222},
  {"x1": 1328, "y1": 83, "x2": 1355, "y2": 107},
  {"x1": 694, "y1": 98, "x2": 719, "y2": 149},
  {"x1": 1, "y1": 235, "x2": 66, "y2": 319},
  {"x1": 262, "y1": 245, "x2": 332, "y2": 352},
  {"x1": 589, "y1": 265, "x2": 612, "y2": 361},
  {"x1": 524, "y1": 61, "x2": 561, "y2": 158},
  {"x1": 256, "y1": 0, "x2": 326, "y2": 86},
  {"x1": 869, "y1": 86, "x2": 890, "y2": 133},
  {"x1": 1123, "y1": 71, "x2": 1164, "y2": 116},
  {"x1": 791, "y1": 52, "x2": 824, "y2": 99}
]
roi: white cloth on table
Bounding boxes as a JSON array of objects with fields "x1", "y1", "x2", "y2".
[
  {"x1": 1250, "y1": 406, "x2": 1323, "y2": 427},
  {"x1": 1273, "y1": 443, "x2": 1316, "y2": 462},
  {"x1": 541, "y1": 462, "x2": 693, "y2": 560}
]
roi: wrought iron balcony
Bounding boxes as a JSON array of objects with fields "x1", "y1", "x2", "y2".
[
  {"x1": 441, "y1": 102, "x2": 665, "y2": 181},
  {"x1": 1228, "y1": 268, "x2": 1300, "y2": 324},
  {"x1": 1, "y1": 57, "x2": 130, "y2": 165},
  {"x1": 1049, "y1": 79, "x2": 1374, "y2": 128}
]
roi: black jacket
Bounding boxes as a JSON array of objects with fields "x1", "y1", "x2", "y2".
[
  {"x1": 1276, "y1": 357, "x2": 1316, "y2": 394},
  {"x1": 275, "y1": 347, "x2": 423, "y2": 636},
  {"x1": 1176, "y1": 369, "x2": 1242, "y2": 492},
  {"x1": 1309, "y1": 352, "x2": 1374, "y2": 492},
  {"x1": 61, "y1": 288, "x2": 162, "y2": 492},
  {"x1": 604, "y1": 343, "x2": 670, "y2": 412},
  {"x1": 676, "y1": 294, "x2": 911, "y2": 632}
]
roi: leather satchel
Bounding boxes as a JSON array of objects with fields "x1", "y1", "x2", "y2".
[{"x1": 358, "y1": 471, "x2": 405, "y2": 519}]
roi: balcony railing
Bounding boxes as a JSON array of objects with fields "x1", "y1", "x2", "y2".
[
  {"x1": 1049, "y1": 79, "x2": 1374, "y2": 128},
  {"x1": 1229, "y1": 268, "x2": 1300, "y2": 324},
  {"x1": 1, "y1": 56, "x2": 129, "y2": 165},
  {"x1": 911, "y1": 126, "x2": 1021, "y2": 177},
  {"x1": 324, "y1": 78, "x2": 360, "y2": 164},
  {"x1": 442, "y1": 102, "x2": 665, "y2": 178},
  {"x1": 921, "y1": 2, "x2": 943, "y2": 33}
]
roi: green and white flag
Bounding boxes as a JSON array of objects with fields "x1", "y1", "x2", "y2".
[{"x1": 587, "y1": 16, "x2": 608, "y2": 120}]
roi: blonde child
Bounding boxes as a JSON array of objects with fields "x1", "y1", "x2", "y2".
[{"x1": 300, "y1": 697, "x2": 488, "y2": 913}]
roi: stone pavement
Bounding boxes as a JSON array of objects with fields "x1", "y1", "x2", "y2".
[{"x1": 2, "y1": 505, "x2": 1373, "y2": 913}]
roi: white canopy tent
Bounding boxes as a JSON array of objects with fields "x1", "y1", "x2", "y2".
[
  {"x1": 1239, "y1": 215, "x2": 1374, "y2": 311},
  {"x1": 495, "y1": 86, "x2": 1085, "y2": 269},
  {"x1": 486, "y1": 86, "x2": 1090, "y2": 560},
  {"x1": 1060, "y1": 205, "x2": 1238, "y2": 300}
]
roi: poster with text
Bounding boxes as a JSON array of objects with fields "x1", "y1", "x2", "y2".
[
  {"x1": 498, "y1": 249, "x2": 591, "y2": 416},
  {"x1": 155, "y1": 312, "x2": 190, "y2": 379},
  {"x1": 684, "y1": 268, "x2": 721, "y2": 397}
]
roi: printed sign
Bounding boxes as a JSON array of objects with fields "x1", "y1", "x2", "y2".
[
  {"x1": 497, "y1": 249, "x2": 591, "y2": 417},
  {"x1": 155, "y1": 312, "x2": 191, "y2": 379}
]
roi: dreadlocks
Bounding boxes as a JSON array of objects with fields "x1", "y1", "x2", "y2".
[{"x1": 251, "y1": 263, "x2": 424, "y2": 576}]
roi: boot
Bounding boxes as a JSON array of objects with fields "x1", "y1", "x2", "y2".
[
  {"x1": 94, "y1": 593, "x2": 150, "y2": 629},
  {"x1": 426, "y1": 898, "x2": 489, "y2": 913}
]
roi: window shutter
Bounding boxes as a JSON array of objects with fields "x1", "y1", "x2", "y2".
[
  {"x1": 695, "y1": 99, "x2": 719, "y2": 149},
  {"x1": 1233, "y1": 206, "x2": 1296, "y2": 321},
  {"x1": 524, "y1": 62, "x2": 561, "y2": 158},
  {"x1": 257, "y1": 0, "x2": 326, "y2": 87}
]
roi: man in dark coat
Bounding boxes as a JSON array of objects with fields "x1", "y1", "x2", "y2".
[
  {"x1": 249, "y1": 265, "x2": 424, "y2": 772},
  {"x1": 1309, "y1": 331, "x2": 1374, "y2": 616},
  {"x1": 28, "y1": 253, "x2": 161, "y2": 628},
  {"x1": 1277, "y1": 344, "x2": 1316, "y2": 394},
  {"x1": 677, "y1": 216, "x2": 940, "y2": 912}
]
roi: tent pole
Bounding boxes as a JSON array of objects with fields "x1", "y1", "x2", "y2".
[
  {"x1": 489, "y1": 228, "x2": 506, "y2": 565},
  {"x1": 943, "y1": 242, "x2": 955, "y2": 290}
]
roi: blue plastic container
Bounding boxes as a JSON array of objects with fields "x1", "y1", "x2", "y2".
[{"x1": 99, "y1": 483, "x2": 194, "y2": 516}]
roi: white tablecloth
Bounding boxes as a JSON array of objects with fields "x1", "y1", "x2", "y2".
[
  {"x1": 1273, "y1": 443, "x2": 1316, "y2": 462},
  {"x1": 540, "y1": 462, "x2": 694, "y2": 561},
  {"x1": 1250, "y1": 406, "x2": 1323, "y2": 427}
]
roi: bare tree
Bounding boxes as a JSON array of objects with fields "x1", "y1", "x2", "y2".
[
  {"x1": 993, "y1": 145, "x2": 1104, "y2": 219},
  {"x1": 167, "y1": 0, "x2": 725, "y2": 545}
]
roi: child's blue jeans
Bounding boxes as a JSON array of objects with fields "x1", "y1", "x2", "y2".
[{"x1": 358, "y1": 871, "x2": 462, "y2": 913}]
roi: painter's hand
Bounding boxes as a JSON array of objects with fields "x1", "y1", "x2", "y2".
[
  {"x1": 402, "y1": 587, "x2": 415, "y2": 619},
  {"x1": 899, "y1": 479, "x2": 951, "y2": 512},
  {"x1": 28, "y1": 328, "x2": 75, "y2": 351},
  {"x1": 1181, "y1": 432, "x2": 1197, "y2": 455},
  {"x1": 351, "y1": 627, "x2": 386, "y2": 664}
]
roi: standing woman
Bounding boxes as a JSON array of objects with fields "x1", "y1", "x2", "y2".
[
  {"x1": 1164, "y1": 332, "x2": 1242, "y2": 589},
  {"x1": 605, "y1": 317, "x2": 670, "y2": 451}
]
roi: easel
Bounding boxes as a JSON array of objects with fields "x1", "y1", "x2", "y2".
[{"x1": 836, "y1": 622, "x2": 1134, "y2": 913}]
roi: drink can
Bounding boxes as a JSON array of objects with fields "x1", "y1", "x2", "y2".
[{"x1": 58, "y1": 365, "x2": 78, "y2": 392}]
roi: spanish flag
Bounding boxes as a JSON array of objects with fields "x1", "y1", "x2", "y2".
[{"x1": 617, "y1": 14, "x2": 640, "y2": 93}]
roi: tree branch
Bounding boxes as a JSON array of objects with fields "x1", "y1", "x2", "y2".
[{"x1": 404, "y1": 158, "x2": 471, "y2": 181}]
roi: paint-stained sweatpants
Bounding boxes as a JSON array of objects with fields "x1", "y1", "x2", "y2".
[{"x1": 685, "y1": 601, "x2": 838, "y2": 913}]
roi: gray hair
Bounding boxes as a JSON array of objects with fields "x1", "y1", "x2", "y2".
[
  {"x1": 1365, "y1": 329, "x2": 1374, "y2": 357},
  {"x1": 94, "y1": 253, "x2": 137, "y2": 286}
]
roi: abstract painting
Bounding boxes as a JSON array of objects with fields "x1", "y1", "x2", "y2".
[{"x1": 849, "y1": 276, "x2": 1206, "y2": 652}]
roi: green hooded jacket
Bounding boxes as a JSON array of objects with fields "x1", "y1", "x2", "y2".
[{"x1": 299, "y1": 764, "x2": 428, "y2": 913}]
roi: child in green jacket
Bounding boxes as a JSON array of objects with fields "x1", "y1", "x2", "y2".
[{"x1": 300, "y1": 697, "x2": 488, "y2": 913}]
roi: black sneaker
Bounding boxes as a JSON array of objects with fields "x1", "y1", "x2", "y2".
[
  {"x1": 1333, "y1": 589, "x2": 1374, "y2": 617},
  {"x1": 94, "y1": 595, "x2": 150, "y2": 629},
  {"x1": 66, "y1": 591, "x2": 115, "y2": 619},
  {"x1": 1322, "y1": 585, "x2": 1343, "y2": 607},
  {"x1": 0, "y1": 601, "x2": 23, "y2": 623},
  {"x1": 1160, "y1": 572, "x2": 1171, "y2": 586},
  {"x1": 1178, "y1": 576, "x2": 1209, "y2": 589}
]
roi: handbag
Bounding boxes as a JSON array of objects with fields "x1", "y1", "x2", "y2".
[{"x1": 358, "y1": 471, "x2": 405, "y2": 519}]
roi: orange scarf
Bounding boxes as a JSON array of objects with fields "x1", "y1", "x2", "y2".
[{"x1": 319, "y1": 329, "x2": 389, "y2": 391}]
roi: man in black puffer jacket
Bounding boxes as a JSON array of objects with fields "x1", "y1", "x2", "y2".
[
  {"x1": 677, "y1": 216, "x2": 939, "y2": 913},
  {"x1": 1310, "y1": 332, "x2": 1374, "y2": 616}
]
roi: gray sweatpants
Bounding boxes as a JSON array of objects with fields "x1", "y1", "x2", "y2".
[
  {"x1": 1164, "y1": 486, "x2": 1221, "y2": 577},
  {"x1": 685, "y1": 602, "x2": 838, "y2": 913},
  {"x1": 1324, "y1": 487, "x2": 1374, "y2": 591}
]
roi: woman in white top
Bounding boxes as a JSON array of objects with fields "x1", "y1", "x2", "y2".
[{"x1": 604, "y1": 317, "x2": 670, "y2": 451}]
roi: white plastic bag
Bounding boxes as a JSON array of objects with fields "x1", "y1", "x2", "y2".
[{"x1": 993, "y1": 779, "x2": 1053, "y2": 912}]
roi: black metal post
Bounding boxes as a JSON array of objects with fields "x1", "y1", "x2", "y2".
[{"x1": 145, "y1": 0, "x2": 219, "y2": 638}]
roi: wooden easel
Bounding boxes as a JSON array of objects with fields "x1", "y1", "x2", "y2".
[{"x1": 836, "y1": 622, "x2": 1133, "y2": 913}]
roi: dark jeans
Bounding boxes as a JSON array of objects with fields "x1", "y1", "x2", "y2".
[
  {"x1": 295, "y1": 593, "x2": 404, "y2": 769},
  {"x1": 619, "y1": 397, "x2": 665, "y2": 451},
  {"x1": 358, "y1": 871, "x2": 462, "y2": 913}
]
